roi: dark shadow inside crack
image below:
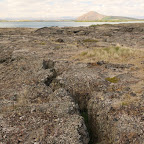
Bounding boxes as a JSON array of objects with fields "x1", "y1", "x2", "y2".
[{"x1": 80, "y1": 109, "x2": 98, "y2": 144}]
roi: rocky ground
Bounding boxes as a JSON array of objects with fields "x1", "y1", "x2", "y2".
[{"x1": 0, "y1": 23, "x2": 144, "y2": 144}]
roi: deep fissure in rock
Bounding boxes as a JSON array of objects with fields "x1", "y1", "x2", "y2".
[
  {"x1": 47, "y1": 80, "x2": 97, "y2": 143},
  {"x1": 64, "y1": 90, "x2": 98, "y2": 143},
  {"x1": 80, "y1": 109, "x2": 96, "y2": 144},
  {"x1": 70, "y1": 92, "x2": 98, "y2": 143},
  {"x1": 43, "y1": 61, "x2": 98, "y2": 143}
]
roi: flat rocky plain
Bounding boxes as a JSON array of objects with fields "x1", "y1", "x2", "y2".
[{"x1": 0, "y1": 23, "x2": 144, "y2": 144}]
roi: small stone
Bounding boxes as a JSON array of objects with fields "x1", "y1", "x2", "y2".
[
  {"x1": 124, "y1": 87, "x2": 131, "y2": 91},
  {"x1": 43, "y1": 59, "x2": 54, "y2": 69},
  {"x1": 56, "y1": 38, "x2": 64, "y2": 43},
  {"x1": 97, "y1": 61, "x2": 106, "y2": 66},
  {"x1": 113, "y1": 118, "x2": 118, "y2": 121},
  {"x1": 130, "y1": 92, "x2": 136, "y2": 97},
  {"x1": 31, "y1": 107, "x2": 36, "y2": 113},
  {"x1": 11, "y1": 94, "x2": 18, "y2": 101},
  {"x1": 141, "y1": 116, "x2": 144, "y2": 121}
]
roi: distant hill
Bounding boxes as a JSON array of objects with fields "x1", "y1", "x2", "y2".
[
  {"x1": 77, "y1": 11, "x2": 106, "y2": 21},
  {"x1": 77, "y1": 11, "x2": 138, "y2": 21}
]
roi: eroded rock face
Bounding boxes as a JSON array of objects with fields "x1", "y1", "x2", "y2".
[
  {"x1": 0, "y1": 88, "x2": 89, "y2": 144},
  {"x1": 0, "y1": 48, "x2": 89, "y2": 143}
]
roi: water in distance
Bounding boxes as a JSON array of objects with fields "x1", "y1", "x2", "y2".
[{"x1": 0, "y1": 21, "x2": 144, "y2": 28}]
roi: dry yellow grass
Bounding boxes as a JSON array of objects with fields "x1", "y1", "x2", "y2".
[
  {"x1": 74, "y1": 46, "x2": 144, "y2": 63},
  {"x1": 82, "y1": 39, "x2": 99, "y2": 43}
]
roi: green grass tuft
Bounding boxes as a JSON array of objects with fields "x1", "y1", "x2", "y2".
[
  {"x1": 41, "y1": 42, "x2": 46, "y2": 45},
  {"x1": 105, "y1": 77, "x2": 119, "y2": 83},
  {"x1": 81, "y1": 51, "x2": 88, "y2": 56}
]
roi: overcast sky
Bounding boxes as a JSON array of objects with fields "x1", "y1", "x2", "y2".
[{"x1": 0, "y1": 0, "x2": 144, "y2": 19}]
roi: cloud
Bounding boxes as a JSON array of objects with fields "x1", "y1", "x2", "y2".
[{"x1": 0, "y1": 0, "x2": 143, "y2": 19}]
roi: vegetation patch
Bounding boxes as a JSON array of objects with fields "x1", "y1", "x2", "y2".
[
  {"x1": 105, "y1": 77, "x2": 119, "y2": 83},
  {"x1": 90, "y1": 24, "x2": 111, "y2": 27},
  {"x1": 75, "y1": 46, "x2": 141, "y2": 63},
  {"x1": 80, "y1": 51, "x2": 88, "y2": 56},
  {"x1": 83, "y1": 39, "x2": 99, "y2": 43},
  {"x1": 41, "y1": 42, "x2": 46, "y2": 45}
]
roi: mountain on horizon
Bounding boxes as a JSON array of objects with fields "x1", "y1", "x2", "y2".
[
  {"x1": 77, "y1": 11, "x2": 138, "y2": 21},
  {"x1": 77, "y1": 11, "x2": 106, "y2": 21}
]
